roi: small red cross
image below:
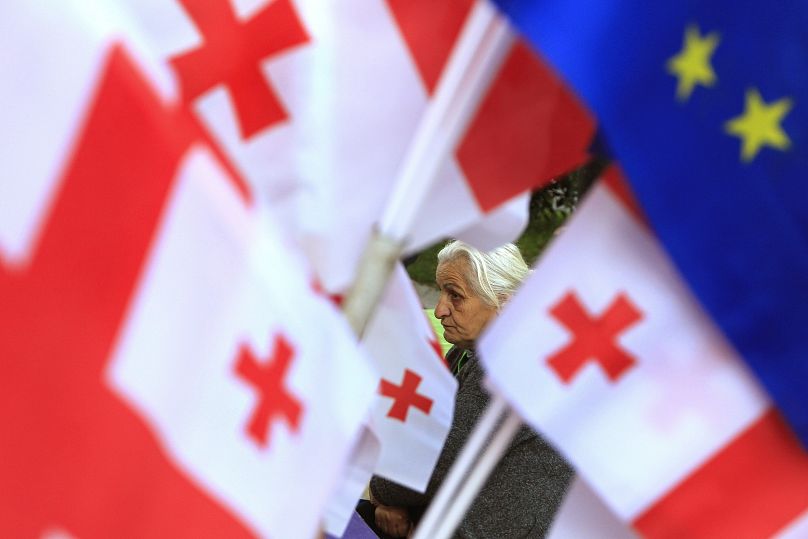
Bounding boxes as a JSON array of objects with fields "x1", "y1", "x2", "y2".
[
  {"x1": 379, "y1": 369, "x2": 433, "y2": 422},
  {"x1": 170, "y1": 0, "x2": 310, "y2": 139},
  {"x1": 235, "y1": 333, "x2": 303, "y2": 448},
  {"x1": 547, "y1": 291, "x2": 642, "y2": 384}
]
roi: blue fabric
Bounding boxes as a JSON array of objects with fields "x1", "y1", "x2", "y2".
[{"x1": 493, "y1": 0, "x2": 808, "y2": 446}]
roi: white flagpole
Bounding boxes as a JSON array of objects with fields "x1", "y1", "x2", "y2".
[
  {"x1": 342, "y1": 0, "x2": 514, "y2": 336},
  {"x1": 410, "y1": 393, "x2": 514, "y2": 539},
  {"x1": 377, "y1": 0, "x2": 514, "y2": 240}
]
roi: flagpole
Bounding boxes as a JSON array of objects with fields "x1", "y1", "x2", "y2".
[
  {"x1": 410, "y1": 393, "x2": 513, "y2": 539},
  {"x1": 376, "y1": 0, "x2": 514, "y2": 240},
  {"x1": 342, "y1": 0, "x2": 513, "y2": 335}
]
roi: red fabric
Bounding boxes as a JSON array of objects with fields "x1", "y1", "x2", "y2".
[
  {"x1": 546, "y1": 291, "x2": 642, "y2": 383},
  {"x1": 234, "y1": 333, "x2": 303, "y2": 448},
  {"x1": 385, "y1": 0, "x2": 473, "y2": 94},
  {"x1": 385, "y1": 0, "x2": 595, "y2": 212},
  {"x1": 170, "y1": 0, "x2": 309, "y2": 139},
  {"x1": 634, "y1": 409, "x2": 808, "y2": 538},
  {"x1": 457, "y1": 42, "x2": 594, "y2": 211},
  {"x1": 0, "y1": 46, "x2": 253, "y2": 538},
  {"x1": 379, "y1": 369, "x2": 434, "y2": 422}
]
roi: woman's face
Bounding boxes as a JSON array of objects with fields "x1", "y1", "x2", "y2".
[{"x1": 434, "y1": 258, "x2": 498, "y2": 349}]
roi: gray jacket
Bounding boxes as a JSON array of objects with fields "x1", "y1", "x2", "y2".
[{"x1": 370, "y1": 347, "x2": 573, "y2": 538}]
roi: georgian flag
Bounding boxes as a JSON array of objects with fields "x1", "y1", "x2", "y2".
[
  {"x1": 324, "y1": 264, "x2": 457, "y2": 536},
  {"x1": 0, "y1": 2, "x2": 375, "y2": 537},
  {"x1": 364, "y1": 264, "x2": 458, "y2": 490},
  {"x1": 118, "y1": 0, "x2": 594, "y2": 293},
  {"x1": 478, "y1": 168, "x2": 808, "y2": 537}
]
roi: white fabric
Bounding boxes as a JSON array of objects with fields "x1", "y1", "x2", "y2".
[
  {"x1": 363, "y1": 264, "x2": 457, "y2": 490},
  {"x1": 0, "y1": 0, "x2": 173, "y2": 265},
  {"x1": 479, "y1": 182, "x2": 770, "y2": 520},
  {"x1": 450, "y1": 193, "x2": 530, "y2": 254},
  {"x1": 118, "y1": 0, "x2": 529, "y2": 293},
  {"x1": 775, "y1": 510, "x2": 808, "y2": 539},
  {"x1": 3, "y1": 3, "x2": 376, "y2": 536},
  {"x1": 323, "y1": 263, "x2": 457, "y2": 534},
  {"x1": 108, "y1": 147, "x2": 375, "y2": 539},
  {"x1": 547, "y1": 477, "x2": 636, "y2": 539},
  {"x1": 322, "y1": 428, "x2": 381, "y2": 537}
]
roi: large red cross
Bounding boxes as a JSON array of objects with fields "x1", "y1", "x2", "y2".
[
  {"x1": 234, "y1": 333, "x2": 303, "y2": 448},
  {"x1": 0, "y1": 46, "x2": 252, "y2": 536},
  {"x1": 379, "y1": 369, "x2": 434, "y2": 422},
  {"x1": 547, "y1": 291, "x2": 642, "y2": 384},
  {"x1": 170, "y1": 0, "x2": 310, "y2": 140}
]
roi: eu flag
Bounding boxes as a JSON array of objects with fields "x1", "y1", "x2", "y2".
[{"x1": 492, "y1": 1, "x2": 808, "y2": 446}]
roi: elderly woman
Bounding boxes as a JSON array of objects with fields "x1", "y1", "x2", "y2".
[{"x1": 364, "y1": 240, "x2": 573, "y2": 538}]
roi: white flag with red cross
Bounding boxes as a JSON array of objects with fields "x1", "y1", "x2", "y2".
[
  {"x1": 479, "y1": 167, "x2": 808, "y2": 538},
  {"x1": 364, "y1": 264, "x2": 457, "y2": 490},
  {"x1": 322, "y1": 264, "x2": 457, "y2": 536},
  {"x1": 0, "y1": 2, "x2": 376, "y2": 537},
  {"x1": 117, "y1": 0, "x2": 595, "y2": 294}
]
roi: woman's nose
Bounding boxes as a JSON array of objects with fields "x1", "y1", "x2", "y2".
[{"x1": 434, "y1": 295, "x2": 449, "y2": 318}]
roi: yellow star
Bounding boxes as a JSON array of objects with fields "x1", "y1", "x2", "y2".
[
  {"x1": 667, "y1": 24, "x2": 720, "y2": 101},
  {"x1": 724, "y1": 88, "x2": 794, "y2": 163}
]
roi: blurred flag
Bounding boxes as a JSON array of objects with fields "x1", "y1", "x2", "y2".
[
  {"x1": 364, "y1": 264, "x2": 457, "y2": 490},
  {"x1": 119, "y1": 0, "x2": 594, "y2": 294},
  {"x1": 479, "y1": 170, "x2": 808, "y2": 537},
  {"x1": 0, "y1": 2, "x2": 375, "y2": 537},
  {"x1": 323, "y1": 429, "x2": 381, "y2": 537},
  {"x1": 491, "y1": 0, "x2": 808, "y2": 446},
  {"x1": 324, "y1": 265, "x2": 456, "y2": 536},
  {"x1": 547, "y1": 478, "x2": 636, "y2": 539}
]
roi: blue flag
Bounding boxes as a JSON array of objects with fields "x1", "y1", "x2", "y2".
[{"x1": 492, "y1": 0, "x2": 808, "y2": 446}]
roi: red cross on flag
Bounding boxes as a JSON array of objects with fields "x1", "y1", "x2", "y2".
[
  {"x1": 0, "y1": 3, "x2": 375, "y2": 537},
  {"x1": 478, "y1": 167, "x2": 808, "y2": 537},
  {"x1": 546, "y1": 291, "x2": 642, "y2": 384},
  {"x1": 119, "y1": 0, "x2": 594, "y2": 294},
  {"x1": 364, "y1": 264, "x2": 457, "y2": 490},
  {"x1": 322, "y1": 264, "x2": 457, "y2": 536},
  {"x1": 379, "y1": 369, "x2": 435, "y2": 422}
]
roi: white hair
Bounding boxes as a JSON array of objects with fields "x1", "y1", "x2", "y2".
[{"x1": 436, "y1": 240, "x2": 529, "y2": 309}]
